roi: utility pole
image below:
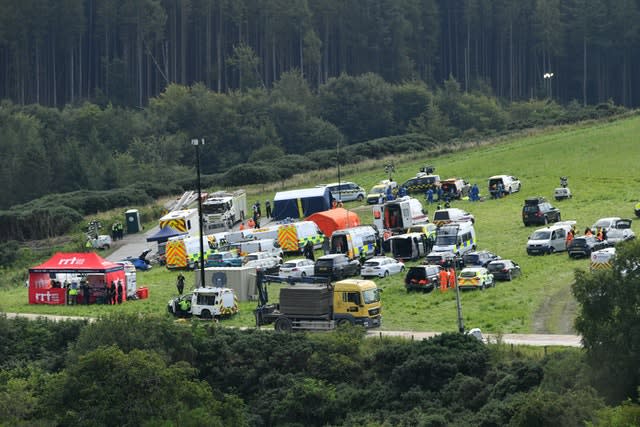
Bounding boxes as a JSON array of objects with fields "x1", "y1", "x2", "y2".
[
  {"x1": 191, "y1": 138, "x2": 206, "y2": 288},
  {"x1": 452, "y1": 258, "x2": 465, "y2": 333}
]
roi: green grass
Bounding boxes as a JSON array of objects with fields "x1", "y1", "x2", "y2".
[{"x1": 3, "y1": 115, "x2": 640, "y2": 333}]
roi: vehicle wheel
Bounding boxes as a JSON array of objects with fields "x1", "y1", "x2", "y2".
[
  {"x1": 544, "y1": 216, "x2": 549, "y2": 225},
  {"x1": 357, "y1": 194, "x2": 364, "y2": 202},
  {"x1": 275, "y1": 317, "x2": 293, "y2": 332},
  {"x1": 507, "y1": 272, "x2": 512, "y2": 281},
  {"x1": 524, "y1": 222, "x2": 530, "y2": 227},
  {"x1": 337, "y1": 318, "x2": 353, "y2": 327},
  {"x1": 480, "y1": 283, "x2": 485, "y2": 291},
  {"x1": 557, "y1": 214, "x2": 561, "y2": 222},
  {"x1": 200, "y1": 309, "x2": 212, "y2": 320},
  {"x1": 548, "y1": 247, "x2": 555, "y2": 254},
  {"x1": 400, "y1": 266, "x2": 405, "y2": 272},
  {"x1": 383, "y1": 270, "x2": 389, "y2": 278},
  {"x1": 301, "y1": 272, "x2": 306, "y2": 277}
]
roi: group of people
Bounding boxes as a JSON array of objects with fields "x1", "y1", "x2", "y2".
[
  {"x1": 104, "y1": 280, "x2": 124, "y2": 305},
  {"x1": 468, "y1": 184, "x2": 481, "y2": 201},
  {"x1": 564, "y1": 225, "x2": 608, "y2": 247},
  {"x1": 111, "y1": 222, "x2": 124, "y2": 240},
  {"x1": 583, "y1": 227, "x2": 608, "y2": 241},
  {"x1": 240, "y1": 200, "x2": 273, "y2": 230},
  {"x1": 51, "y1": 279, "x2": 124, "y2": 305},
  {"x1": 439, "y1": 267, "x2": 458, "y2": 292},
  {"x1": 489, "y1": 183, "x2": 505, "y2": 199}
]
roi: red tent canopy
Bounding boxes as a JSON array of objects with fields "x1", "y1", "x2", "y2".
[
  {"x1": 307, "y1": 208, "x2": 361, "y2": 238},
  {"x1": 29, "y1": 252, "x2": 123, "y2": 273},
  {"x1": 29, "y1": 252, "x2": 125, "y2": 305}
]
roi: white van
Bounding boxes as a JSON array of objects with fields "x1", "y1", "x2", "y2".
[
  {"x1": 526, "y1": 222, "x2": 574, "y2": 255},
  {"x1": 331, "y1": 226, "x2": 379, "y2": 260},
  {"x1": 232, "y1": 238, "x2": 283, "y2": 258},
  {"x1": 432, "y1": 208, "x2": 475, "y2": 226},
  {"x1": 432, "y1": 221, "x2": 476, "y2": 256}
]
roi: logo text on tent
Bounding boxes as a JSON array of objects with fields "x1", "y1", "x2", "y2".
[{"x1": 58, "y1": 257, "x2": 86, "y2": 266}]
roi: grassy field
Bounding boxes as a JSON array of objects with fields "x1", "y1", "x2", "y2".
[{"x1": 2, "y1": 115, "x2": 640, "y2": 333}]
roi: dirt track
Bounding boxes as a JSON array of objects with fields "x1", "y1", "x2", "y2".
[{"x1": 3, "y1": 312, "x2": 581, "y2": 347}]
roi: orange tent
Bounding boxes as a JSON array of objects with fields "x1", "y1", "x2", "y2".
[{"x1": 307, "y1": 208, "x2": 361, "y2": 238}]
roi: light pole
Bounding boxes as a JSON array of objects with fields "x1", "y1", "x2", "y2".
[
  {"x1": 451, "y1": 259, "x2": 465, "y2": 333},
  {"x1": 336, "y1": 138, "x2": 341, "y2": 202},
  {"x1": 191, "y1": 138, "x2": 206, "y2": 288},
  {"x1": 543, "y1": 72, "x2": 554, "y2": 99}
]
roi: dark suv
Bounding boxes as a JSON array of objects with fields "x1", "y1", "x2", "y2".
[
  {"x1": 404, "y1": 265, "x2": 442, "y2": 292},
  {"x1": 462, "y1": 250, "x2": 499, "y2": 267},
  {"x1": 314, "y1": 254, "x2": 361, "y2": 280},
  {"x1": 522, "y1": 197, "x2": 561, "y2": 226},
  {"x1": 567, "y1": 236, "x2": 609, "y2": 258}
]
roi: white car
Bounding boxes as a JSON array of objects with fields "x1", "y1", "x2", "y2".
[
  {"x1": 278, "y1": 258, "x2": 316, "y2": 278},
  {"x1": 591, "y1": 217, "x2": 635, "y2": 244},
  {"x1": 361, "y1": 256, "x2": 405, "y2": 278}
]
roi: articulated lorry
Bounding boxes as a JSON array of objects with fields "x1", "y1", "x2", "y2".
[
  {"x1": 254, "y1": 272, "x2": 382, "y2": 332},
  {"x1": 203, "y1": 190, "x2": 247, "y2": 231}
]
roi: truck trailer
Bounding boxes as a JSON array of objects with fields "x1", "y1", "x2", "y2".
[
  {"x1": 254, "y1": 273, "x2": 382, "y2": 332},
  {"x1": 202, "y1": 190, "x2": 247, "y2": 232}
]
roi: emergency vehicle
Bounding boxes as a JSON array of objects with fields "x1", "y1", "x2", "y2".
[
  {"x1": 331, "y1": 226, "x2": 379, "y2": 261},
  {"x1": 159, "y1": 209, "x2": 200, "y2": 237},
  {"x1": 168, "y1": 287, "x2": 239, "y2": 319},
  {"x1": 432, "y1": 221, "x2": 476, "y2": 256},
  {"x1": 165, "y1": 234, "x2": 215, "y2": 269},
  {"x1": 590, "y1": 247, "x2": 615, "y2": 271},
  {"x1": 372, "y1": 196, "x2": 429, "y2": 233}
]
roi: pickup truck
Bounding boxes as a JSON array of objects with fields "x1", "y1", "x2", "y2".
[
  {"x1": 243, "y1": 251, "x2": 282, "y2": 273},
  {"x1": 206, "y1": 251, "x2": 243, "y2": 267}
]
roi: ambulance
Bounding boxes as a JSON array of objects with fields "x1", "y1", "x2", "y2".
[
  {"x1": 165, "y1": 234, "x2": 215, "y2": 269},
  {"x1": 276, "y1": 221, "x2": 325, "y2": 253}
]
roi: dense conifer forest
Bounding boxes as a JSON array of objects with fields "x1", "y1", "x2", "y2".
[{"x1": 2, "y1": 0, "x2": 640, "y2": 108}]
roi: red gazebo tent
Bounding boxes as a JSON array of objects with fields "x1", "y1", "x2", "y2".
[{"x1": 29, "y1": 252, "x2": 125, "y2": 305}]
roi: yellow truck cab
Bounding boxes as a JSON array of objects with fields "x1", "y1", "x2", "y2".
[
  {"x1": 332, "y1": 279, "x2": 382, "y2": 328},
  {"x1": 254, "y1": 273, "x2": 382, "y2": 331}
]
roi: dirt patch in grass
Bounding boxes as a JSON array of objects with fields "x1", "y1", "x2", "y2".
[{"x1": 532, "y1": 282, "x2": 577, "y2": 334}]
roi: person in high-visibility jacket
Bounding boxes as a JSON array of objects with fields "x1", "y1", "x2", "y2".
[
  {"x1": 179, "y1": 298, "x2": 190, "y2": 315},
  {"x1": 439, "y1": 269, "x2": 449, "y2": 292},
  {"x1": 448, "y1": 267, "x2": 456, "y2": 288}
]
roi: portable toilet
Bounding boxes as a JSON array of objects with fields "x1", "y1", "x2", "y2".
[{"x1": 125, "y1": 209, "x2": 142, "y2": 234}]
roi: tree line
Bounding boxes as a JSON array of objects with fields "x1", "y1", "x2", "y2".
[
  {"x1": 3, "y1": 240, "x2": 640, "y2": 424},
  {"x1": 1, "y1": 0, "x2": 640, "y2": 108},
  {"x1": 0, "y1": 313, "x2": 636, "y2": 426}
]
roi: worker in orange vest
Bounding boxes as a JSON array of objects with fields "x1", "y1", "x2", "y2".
[
  {"x1": 439, "y1": 269, "x2": 449, "y2": 292},
  {"x1": 239, "y1": 222, "x2": 246, "y2": 230},
  {"x1": 565, "y1": 229, "x2": 574, "y2": 247},
  {"x1": 448, "y1": 267, "x2": 456, "y2": 289},
  {"x1": 246, "y1": 218, "x2": 255, "y2": 228}
]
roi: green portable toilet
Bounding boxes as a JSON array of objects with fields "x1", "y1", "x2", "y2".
[{"x1": 125, "y1": 209, "x2": 142, "y2": 234}]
